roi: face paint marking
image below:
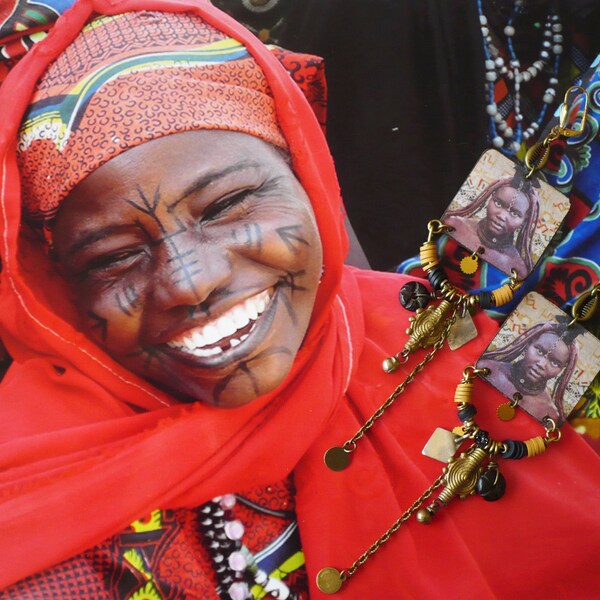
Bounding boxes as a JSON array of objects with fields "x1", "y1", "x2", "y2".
[
  {"x1": 278, "y1": 270, "x2": 308, "y2": 294},
  {"x1": 87, "y1": 310, "x2": 108, "y2": 341},
  {"x1": 126, "y1": 185, "x2": 205, "y2": 302},
  {"x1": 167, "y1": 249, "x2": 195, "y2": 263},
  {"x1": 127, "y1": 345, "x2": 167, "y2": 371},
  {"x1": 276, "y1": 225, "x2": 310, "y2": 254},
  {"x1": 115, "y1": 283, "x2": 141, "y2": 317},
  {"x1": 274, "y1": 291, "x2": 298, "y2": 326},
  {"x1": 242, "y1": 223, "x2": 263, "y2": 253},
  {"x1": 212, "y1": 346, "x2": 293, "y2": 405}
]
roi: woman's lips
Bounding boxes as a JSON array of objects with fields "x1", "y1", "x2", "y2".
[
  {"x1": 489, "y1": 220, "x2": 505, "y2": 234},
  {"x1": 527, "y1": 365, "x2": 543, "y2": 382},
  {"x1": 165, "y1": 288, "x2": 273, "y2": 360}
]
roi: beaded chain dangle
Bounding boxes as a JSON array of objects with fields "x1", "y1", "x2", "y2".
[
  {"x1": 316, "y1": 366, "x2": 562, "y2": 595},
  {"x1": 322, "y1": 219, "x2": 522, "y2": 473},
  {"x1": 478, "y1": 0, "x2": 563, "y2": 155},
  {"x1": 199, "y1": 495, "x2": 296, "y2": 600}
]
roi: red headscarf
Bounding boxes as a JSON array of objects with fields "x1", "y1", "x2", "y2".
[{"x1": 0, "y1": 1, "x2": 599, "y2": 598}]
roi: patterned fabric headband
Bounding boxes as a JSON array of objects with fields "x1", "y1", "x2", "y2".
[{"x1": 15, "y1": 8, "x2": 288, "y2": 227}]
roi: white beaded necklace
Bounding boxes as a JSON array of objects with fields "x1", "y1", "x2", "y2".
[
  {"x1": 477, "y1": 0, "x2": 563, "y2": 155},
  {"x1": 200, "y1": 494, "x2": 296, "y2": 600}
]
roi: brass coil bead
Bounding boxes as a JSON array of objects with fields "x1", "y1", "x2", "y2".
[
  {"x1": 491, "y1": 283, "x2": 514, "y2": 307},
  {"x1": 454, "y1": 382, "x2": 473, "y2": 404},
  {"x1": 420, "y1": 241, "x2": 439, "y2": 272},
  {"x1": 524, "y1": 436, "x2": 547, "y2": 457}
]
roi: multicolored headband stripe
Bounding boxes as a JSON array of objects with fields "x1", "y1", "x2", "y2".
[
  {"x1": 20, "y1": 36, "x2": 252, "y2": 151},
  {"x1": 17, "y1": 10, "x2": 288, "y2": 226}
]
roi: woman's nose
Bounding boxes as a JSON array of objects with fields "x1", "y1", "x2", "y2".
[{"x1": 151, "y1": 240, "x2": 232, "y2": 310}]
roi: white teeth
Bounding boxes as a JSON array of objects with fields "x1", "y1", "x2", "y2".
[
  {"x1": 245, "y1": 298, "x2": 259, "y2": 321},
  {"x1": 192, "y1": 330, "x2": 205, "y2": 347},
  {"x1": 232, "y1": 306, "x2": 250, "y2": 329},
  {"x1": 202, "y1": 324, "x2": 220, "y2": 345},
  {"x1": 191, "y1": 346, "x2": 223, "y2": 358},
  {"x1": 216, "y1": 315, "x2": 237, "y2": 338},
  {"x1": 168, "y1": 288, "x2": 272, "y2": 354},
  {"x1": 256, "y1": 296, "x2": 267, "y2": 313}
]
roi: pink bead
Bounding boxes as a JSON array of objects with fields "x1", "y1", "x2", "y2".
[
  {"x1": 228, "y1": 581, "x2": 249, "y2": 600},
  {"x1": 224, "y1": 519, "x2": 245, "y2": 540},
  {"x1": 228, "y1": 550, "x2": 248, "y2": 572},
  {"x1": 220, "y1": 494, "x2": 237, "y2": 510}
]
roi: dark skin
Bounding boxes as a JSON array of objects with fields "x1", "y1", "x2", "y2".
[
  {"x1": 478, "y1": 333, "x2": 569, "y2": 422},
  {"x1": 445, "y1": 185, "x2": 530, "y2": 278},
  {"x1": 53, "y1": 130, "x2": 323, "y2": 407}
]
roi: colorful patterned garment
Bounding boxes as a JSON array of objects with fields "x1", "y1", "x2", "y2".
[
  {"x1": 1, "y1": 478, "x2": 307, "y2": 599},
  {"x1": 399, "y1": 55, "x2": 600, "y2": 450},
  {"x1": 0, "y1": 1, "x2": 72, "y2": 78},
  {"x1": 1, "y1": 4, "x2": 327, "y2": 226}
]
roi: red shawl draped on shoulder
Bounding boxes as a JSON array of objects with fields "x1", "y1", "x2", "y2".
[{"x1": 0, "y1": 1, "x2": 598, "y2": 597}]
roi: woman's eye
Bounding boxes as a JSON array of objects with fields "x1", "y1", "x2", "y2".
[
  {"x1": 83, "y1": 249, "x2": 145, "y2": 275},
  {"x1": 203, "y1": 188, "x2": 255, "y2": 221}
]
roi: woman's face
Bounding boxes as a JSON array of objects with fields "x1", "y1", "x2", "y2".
[
  {"x1": 483, "y1": 185, "x2": 529, "y2": 238},
  {"x1": 53, "y1": 130, "x2": 323, "y2": 407},
  {"x1": 520, "y1": 332, "x2": 570, "y2": 387}
]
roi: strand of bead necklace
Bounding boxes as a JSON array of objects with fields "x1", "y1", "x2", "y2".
[
  {"x1": 199, "y1": 494, "x2": 297, "y2": 600},
  {"x1": 478, "y1": 0, "x2": 563, "y2": 155}
]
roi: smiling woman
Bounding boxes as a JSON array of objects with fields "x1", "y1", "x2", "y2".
[
  {"x1": 0, "y1": 1, "x2": 599, "y2": 599},
  {"x1": 53, "y1": 130, "x2": 322, "y2": 407}
]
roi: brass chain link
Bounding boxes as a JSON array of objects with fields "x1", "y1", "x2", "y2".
[
  {"x1": 341, "y1": 474, "x2": 446, "y2": 580},
  {"x1": 343, "y1": 305, "x2": 460, "y2": 451}
]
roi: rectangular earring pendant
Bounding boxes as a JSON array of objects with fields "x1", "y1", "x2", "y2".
[
  {"x1": 440, "y1": 149, "x2": 570, "y2": 281},
  {"x1": 475, "y1": 291, "x2": 600, "y2": 426}
]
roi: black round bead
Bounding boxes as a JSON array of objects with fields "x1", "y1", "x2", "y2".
[
  {"x1": 475, "y1": 429, "x2": 490, "y2": 449},
  {"x1": 477, "y1": 290, "x2": 494, "y2": 309},
  {"x1": 399, "y1": 281, "x2": 431, "y2": 311},
  {"x1": 477, "y1": 467, "x2": 506, "y2": 501},
  {"x1": 457, "y1": 404, "x2": 477, "y2": 422},
  {"x1": 501, "y1": 439, "x2": 527, "y2": 459},
  {"x1": 427, "y1": 265, "x2": 448, "y2": 291}
]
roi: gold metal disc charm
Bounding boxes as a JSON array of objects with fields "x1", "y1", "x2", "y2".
[
  {"x1": 497, "y1": 402, "x2": 516, "y2": 421},
  {"x1": 324, "y1": 446, "x2": 351, "y2": 471},
  {"x1": 460, "y1": 253, "x2": 479, "y2": 275},
  {"x1": 497, "y1": 393, "x2": 520, "y2": 421},
  {"x1": 316, "y1": 567, "x2": 344, "y2": 594}
]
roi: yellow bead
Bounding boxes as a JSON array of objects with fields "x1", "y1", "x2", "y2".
[
  {"x1": 454, "y1": 381, "x2": 473, "y2": 404},
  {"x1": 491, "y1": 283, "x2": 514, "y2": 307}
]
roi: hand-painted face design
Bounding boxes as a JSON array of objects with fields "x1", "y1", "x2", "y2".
[
  {"x1": 520, "y1": 332, "x2": 569, "y2": 386},
  {"x1": 483, "y1": 186, "x2": 529, "y2": 239},
  {"x1": 53, "y1": 130, "x2": 323, "y2": 407}
]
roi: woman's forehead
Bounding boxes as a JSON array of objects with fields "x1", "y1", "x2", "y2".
[{"x1": 496, "y1": 185, "x2": 529, "y2": 209}]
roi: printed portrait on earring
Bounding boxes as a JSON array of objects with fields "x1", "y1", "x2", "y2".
[
  {"x1": 476, "y1": 292, "x2": 600, "y2": 426},
  {"x1": 441, "y1": 149, "x2": 570, "y2": 279}
]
